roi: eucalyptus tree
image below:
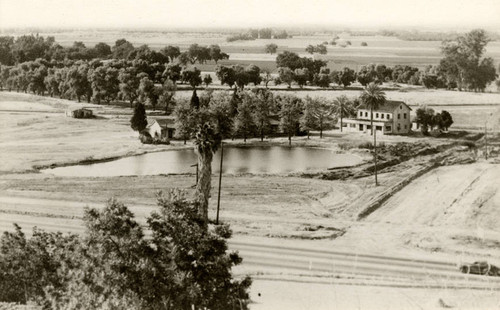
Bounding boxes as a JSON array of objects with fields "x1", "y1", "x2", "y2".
[
  {"x1": 278, "y1": 94, "x2": 303, "y2": 146},
  {"x1": 234, "y1": 92, "x2": 256, "y2": 142},
  {"x1": 251, "y1": 88, "x2": 275, "y2": 141},
  {"x1": 118, "y1": 67, "x2": 141, "y2": 107}
]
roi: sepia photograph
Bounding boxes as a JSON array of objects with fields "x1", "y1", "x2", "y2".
[{"x1": 0, "y1": 0, "x2": 499, "y2": 309}]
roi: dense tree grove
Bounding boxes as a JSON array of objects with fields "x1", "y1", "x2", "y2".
[
  {"x1": 414, "y1": 107, "x2": 454, "y2": 134},
  {"x1": 0, "y1": 194, "x2": 251, "y2": 309},
  {"x1": 0, "y1": 35, "x2": 231, "y2": 109}
]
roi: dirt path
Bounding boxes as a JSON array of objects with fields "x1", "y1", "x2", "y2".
[{"x1": 336, "y1": 162, "x2": 500, "y2": 259}]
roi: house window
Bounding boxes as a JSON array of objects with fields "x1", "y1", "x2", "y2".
[
  {"x1": 385, "y1": 126, "x2": 392, "y2": 131},
  {"x1": 381, "y1": 114, "x2": 384, "y2": 119},
  {"x1": 398, "y1": 114, "x2": 400, "y2": 119},
  {"x1": 387, "y1": 114, "x2": 391, "y2": 119},
  {"x1": 359, "y1": 111, "x2": 362, "y2": 117},
  {"x1": 376, "y1": 126, "x2": 382, "y2": 131},
  {"x1": 359, "y1": 124, "x2": 364, "y2": 131},
  {"x1": 376, "y1": 113, "x2": 379, "y2": 118},
  {"x1": 365, "y1": 112, "x2": 368, "y2": 117},
  {"x1": 404, "y1": 113, "x2": 407, "y2": 119},
  {"x1": 400, "y1": 105, "x2": 402, "y2": 109}
]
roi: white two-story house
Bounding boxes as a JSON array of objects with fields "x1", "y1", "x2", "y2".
[{"x1": 343, "y1": 100, "x2": 412, "y2": 135}]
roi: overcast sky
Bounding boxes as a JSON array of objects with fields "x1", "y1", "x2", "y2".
[{"x1": 0, "y1": 0, "x2": 499, "y2": 30}]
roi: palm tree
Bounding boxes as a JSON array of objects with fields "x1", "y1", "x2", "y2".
[
  {"x1": 360, "y1": 83, "x2": 386, "y2": 186},
  {"x1": 333, "y1": 95, "x2": 355, "y2": 132},
  {"x1": 360, "y1": 83, "x2": 386, "y2": 136},
  {"x1": 194, "y1": 123, "x2": 221, "y2": 222}
]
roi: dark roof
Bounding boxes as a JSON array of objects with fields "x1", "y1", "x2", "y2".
[{"x1": 358, "y1": 100, "x2": 411, "y2": 113}]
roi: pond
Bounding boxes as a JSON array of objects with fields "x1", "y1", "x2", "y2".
[{"x1": 41, "y1": 146, "x2": 364, "y2": 177}]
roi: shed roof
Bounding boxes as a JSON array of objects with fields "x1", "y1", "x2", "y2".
[{"x1": 358, "y1": 100, "x2": 412, "y2": 113}]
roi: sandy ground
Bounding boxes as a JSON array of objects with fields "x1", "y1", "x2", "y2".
[{"x1": 249, "y1": 279, "x2": 500, "y2": 310}]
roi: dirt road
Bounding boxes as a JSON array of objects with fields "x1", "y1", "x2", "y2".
[{"x1": 337, "y1": 162, "x2": 500, "y2": 258}]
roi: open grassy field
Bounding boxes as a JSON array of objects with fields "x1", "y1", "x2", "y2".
[{"x1": 14, "y1": 29, "x2": 500, "y2": 70}]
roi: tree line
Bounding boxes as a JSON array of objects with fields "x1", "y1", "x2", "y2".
[
  {"x1": 227, "y1": 28, "x2": 290, "y2": 42},
  {"x1": 164, "y1": 89, "x2": 358, "y2": 146}
]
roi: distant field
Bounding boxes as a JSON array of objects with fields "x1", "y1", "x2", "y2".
[{"x1": 23, "y1": 30, "x2": 500, "y2": 70}]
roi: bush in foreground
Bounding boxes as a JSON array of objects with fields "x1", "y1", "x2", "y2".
[{"x1": 0, "y1": 190, "x2": 251, "y2": 310}]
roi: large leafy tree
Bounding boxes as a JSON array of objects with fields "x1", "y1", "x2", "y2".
[
  {"x1": 173, "y1": 99, "x2": 194, "y2": 144},
  {"x1": 138, "y1": 75, "x2": 159, "y2": 110},
  {"x1": 0, "y1": 195, "x2": 251, "y2": 309},
  {"x1": 119, "y1": 67, "x2": 141, "y2": 107},
  {"x1": 440, "y1": 29, "x2": 497, "y2": 91},
  {"x1": 67, "y1": 62, "x2": 92, "y2": 102},
  {"x1": 112, "y1": 39, "x2": 135, "y2": 59},
  {"x1": 208, "y1": 45, "x2": 229, "y2": 64},
  {"x1": 161, "y1": 45, "x2": 181, "y2": 62},
  {"x1": 234, "y1": 93, "x2": 256, "y2": 142},
  {"x1": 415, "y1": 107, "x2": 436, "y2": 134},
  {"x1": 277, "y1": 67, "x2": 294, "y2": 88},
  {"x1": 357, "y1": 64, "x2": 379, "y2": 86},
  {"x1": 300, "y1": 96, "x2": 318, "y2": 138},
  {"x1": 278, "y1": 94, "x2": 303, "y2": 146},
  {"x1": 251, "y1": 88, "x2": 275, "y2": 141},
  {"x1": 181, "y1": 67, "x2": 202, "y2": 89},
  {"x1": 265, "y1": 43, "x2": 278, "y2": 54},
  {"x1": 331, "y1": 67, "x2": 356, "y2": 88},
  {"x1": 215, "y1": 65, "x2": 236, "y2": 89},
  {"x1": 88, "y1": 65, "x2": 119, "y2": 104},
  {"x1": 158, "y1": 79, "x2": 177, "y2": 115}
]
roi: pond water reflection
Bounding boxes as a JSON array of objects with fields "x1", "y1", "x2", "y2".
[{"x1": 42, "y1": 146, "x2": 363, "y2": 177}]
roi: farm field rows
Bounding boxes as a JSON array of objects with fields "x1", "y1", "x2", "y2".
[{"x1": 11, "y1": 30, "x2": 500, "y2": 69}]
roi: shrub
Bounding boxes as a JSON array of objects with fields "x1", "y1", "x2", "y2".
[{"x1": 0, "y1": 193, "x2": 251, "y2": 309}]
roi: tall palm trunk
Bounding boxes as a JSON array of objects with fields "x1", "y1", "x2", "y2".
[
  {"x1": 260, "y1": 120, "x2": 264, "y2": 141},
  {"x1": 340, "y1": 103, "x2": 343, "y2": 132},
  {"x1": 374, "y1": 127, "x2": 378, "y2": 186},
  {"x1": 370, "y1": 107, "x2": 374, "y2": 136},
  {"x1": 195, "y1": 149, "x2": 213, "y2": 221}
]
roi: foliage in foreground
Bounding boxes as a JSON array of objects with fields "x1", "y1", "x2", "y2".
[{"x1": 0, "y1": 191, "x2": 251, "y2": 310}]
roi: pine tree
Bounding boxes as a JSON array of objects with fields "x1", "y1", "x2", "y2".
[{"x1": 130, "y1": 103, "x2": 147, "y2": 132}]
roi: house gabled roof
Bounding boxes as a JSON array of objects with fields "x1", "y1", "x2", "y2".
[
  {"x1": 358, "y1": 100, "x2": 412, "y2": 113},
  {"x1": 147, "y1": 118, "x2": 175, "y2": 128}
]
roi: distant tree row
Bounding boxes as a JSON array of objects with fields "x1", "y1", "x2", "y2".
[
  {"x1": 0, "y1": 34, "x2": 229, "y2": 67},
  {"x1": 305, "y1": 44, "x2": 327, "y2": 55},
  {"x1": 227, "y1": 29, "x2": 290, "y2": 42},
  {"x1": 273, "y1": 51, "x2": 423, "y2": 89}
]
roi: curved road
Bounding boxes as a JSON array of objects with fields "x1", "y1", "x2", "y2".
[{"x1": 1, "y1": 195, "x2": 499, "y2": 290}]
